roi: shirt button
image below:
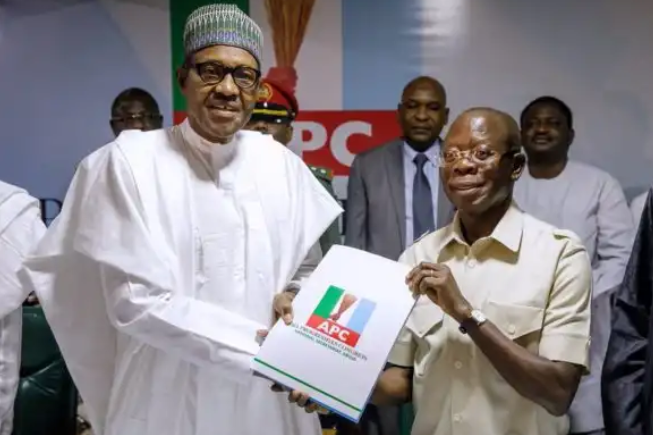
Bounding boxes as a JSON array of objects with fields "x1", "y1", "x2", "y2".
[
  {"x1": 454, "y1": 361, "x2": 462, "y2": 369},
  {"x1": 508, "y1": 324, "x2": 516, "y2": 335},
  {"x1": 453, "y1": 413, "x2": 462, "y2": 422}
]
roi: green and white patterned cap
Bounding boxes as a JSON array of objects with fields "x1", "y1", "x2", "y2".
[{"x1": 183, "y1": 4, "x2": 263, "y2": 66}]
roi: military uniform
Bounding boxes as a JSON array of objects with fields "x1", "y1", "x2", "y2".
[{"x1": 309, "y1": 165, "x2": 342, "y2": 254}]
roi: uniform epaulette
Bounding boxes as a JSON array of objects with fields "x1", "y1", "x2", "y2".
[
  {"x1": 552, "y1": 228, "x2": 582, "y2": 243},
  {"x1": 309, "y1": 165, "x2": 333, "y2": 182}
]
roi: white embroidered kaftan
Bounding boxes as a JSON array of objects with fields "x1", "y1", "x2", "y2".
[{"x1": 20, "y1": 121, "x2": 342, "y2": 435}]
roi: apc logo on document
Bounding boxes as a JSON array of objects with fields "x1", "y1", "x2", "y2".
[{"x1": 306, "y1": 285, "x2": 376, "y2": 347}]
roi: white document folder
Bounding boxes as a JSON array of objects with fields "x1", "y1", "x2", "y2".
[{"x1": 252, "y1": 245, "x2": 416, "y2": 422}]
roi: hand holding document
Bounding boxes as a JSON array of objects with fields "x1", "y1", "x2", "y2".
[{"x1": 252, "y1": 245, "x2": 416, "y2": 422}]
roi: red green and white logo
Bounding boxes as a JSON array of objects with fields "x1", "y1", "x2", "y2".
[{"x1": 306, "y1": 286, "x2": 376, "y2": 347}]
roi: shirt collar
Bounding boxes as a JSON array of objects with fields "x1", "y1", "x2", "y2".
[
  {"x1": 437, "y1": 201, "x2": 524, "y2": 253},
  {"x1": 403, "y1": 140, "x2": 441, "y2": 165},
  {"x1": 180, "y1": 118, "x2": 237, "y2": 171}
]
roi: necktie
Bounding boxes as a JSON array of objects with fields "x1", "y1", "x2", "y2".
[{"x1": 413, "y1": 153, "x2": 435, "y2": 240}]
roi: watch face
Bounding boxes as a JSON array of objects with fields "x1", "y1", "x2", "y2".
[{"x1": 471, "y1": 310, "x2": 486, "y2": 323}]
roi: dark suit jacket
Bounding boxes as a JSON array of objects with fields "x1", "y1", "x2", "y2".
[
  {"x1": 345, "y1": 139, "x2": 454, "y2": 261},
  {"x1": 602, "y1": 187, "x2": 653, "y2": 435}
]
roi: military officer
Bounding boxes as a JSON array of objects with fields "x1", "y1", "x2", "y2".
[{"x1": 245, "y1": 79, "x2": 342, "y2": 255}]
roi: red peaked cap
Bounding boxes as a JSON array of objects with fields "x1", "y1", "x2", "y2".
[{"x1": 251, "y1": 79, "x2": 299, "y2": 122}]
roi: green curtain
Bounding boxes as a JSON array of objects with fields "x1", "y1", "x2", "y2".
[{"x1": 399, "y1": 403, "x2": 414, "y2": 435}]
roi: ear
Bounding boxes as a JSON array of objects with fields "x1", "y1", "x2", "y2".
[
  {"x1": 443, "y1": 107, "x2": 450, "y2": 125},
  {"x1": 396, "y1": 103, "x2": 403, "y2": 124},
  {"x1": 511, "y1": 152, "x2": 526, "y2": 181},
  {"x1": 285, "y1": 124, "x2": 294, "y2": 145},
  {"x1": 176, "y1": 66, "x2": 189, "y2": 93},
  {"x1": 568, "y1": 128, "x2": 576, "y2": 146}
]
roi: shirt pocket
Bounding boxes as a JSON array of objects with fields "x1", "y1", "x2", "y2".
[
  {"x1": 405, "y1": 300, "x2": 445, "y2": 378},
  {"x1": 485, "y1": 300, "x2": 544, "y2": 351}
]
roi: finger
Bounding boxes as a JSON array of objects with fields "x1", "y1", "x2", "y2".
[
  {"x1": 281, "y1": 304, "x2": 293, "y2": 325},
  {"x1": 410, "y1": 270, "x2": 437, "y2": 293},
  {"x1": 288, "y1": 390, "x2": 302, "y2": 404},
  {"x1": 419, "y1": 277, "x2": 442, "y2": 299},
  {"x1": 296, "y1": 392, "x2": 310, "y2": 407},
  {"x1": 257, "y1": 329, "x2": 269, "y2": 338},
  {"x1": 304, "y1": 402, "x2": 319, "y2": 413},
  {"x1": 405, "y1": 266, "x2": 421, "y2": 282}
]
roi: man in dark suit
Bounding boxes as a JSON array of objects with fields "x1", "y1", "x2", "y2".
[
  {"x1": 344, "y1": 76, "x2": 452, "y2": 435},
  {"x1": 602, "y1": 188, "x2": 653, "y2": 435},
  {"x1": 346, "y1": 76, "x2": 452, "y2": 261}
]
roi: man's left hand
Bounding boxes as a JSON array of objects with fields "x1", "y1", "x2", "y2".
[{"x1": 406, "y1": 262, "x2": 472, "y2": 322}]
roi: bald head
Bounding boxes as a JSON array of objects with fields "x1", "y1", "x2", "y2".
[
  {"x1": 401, "y1": 76, "x2": 447, "y2": 105},
  {"x1": 448, "y1": 107, "x2": 521, "y2": 152}
]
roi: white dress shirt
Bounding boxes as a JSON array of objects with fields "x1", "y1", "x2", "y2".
[{"x1": 403, "y1": 142, "x2": 440, "y2": 246}]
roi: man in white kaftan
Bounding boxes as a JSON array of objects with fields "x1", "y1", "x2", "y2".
[
  {"x1": 0, "y1": 181, "x2": 46, "y2": 435},
  {"x1": 513, "y1": 97, "x2": 634, "y2": 435},
  {"x1": 19, "y1": 5, "x2": 342, "y2": 435}
]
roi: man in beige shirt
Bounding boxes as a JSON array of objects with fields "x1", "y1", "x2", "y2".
[{"x1": 369, "y1": 108, "x2": 593, "y2": 435}]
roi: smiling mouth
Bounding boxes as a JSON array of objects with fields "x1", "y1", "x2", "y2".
[{"x1": 532, "y1": 136, "x2": 552, "y2": 144}]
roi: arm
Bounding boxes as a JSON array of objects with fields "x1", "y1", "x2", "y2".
[
  {"x1": 344, "y1": 156, "x2": 368, "y2": 250},
  {"x1": 601, "y1": 189, "x2": 653, "y2": 435},
  {"x1": 100, "y1": 265, "x2": 264, "y2": 383},
  {"x1": 284, "y1": 242, "x2": 323, "y2": 293},
  {"x1": 458, "y1": 240, "x2": 592, "y2": 416},
  {"x1": 593, "y1": 176, "x2": 635, "y2": 298}
]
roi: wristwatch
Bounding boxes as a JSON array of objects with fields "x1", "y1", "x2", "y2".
[{"x1": 459, "y1": 309, "x2": 487, "y2": 334}]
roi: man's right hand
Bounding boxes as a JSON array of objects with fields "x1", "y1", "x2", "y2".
[{"x1": 273, "y1": 291, "x2": 296, "y2": 325}]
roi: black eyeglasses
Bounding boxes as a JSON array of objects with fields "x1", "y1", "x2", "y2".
[{"x1": 190, "y1": 61, "x2": 261, "y2": 90}]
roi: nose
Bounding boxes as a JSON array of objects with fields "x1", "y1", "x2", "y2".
[
  {"x1": 248, "y1": 121, "x2": 269, "y2": 133},
  {"x1": 213, "y1": 72, "x2": 239, "y2": 98},
  {"x1": 452, "y1": 156, "x2": 477, "y2": 176},
  {"x1": 414, "y1": 107, "x2": 429, "y2": 121}
]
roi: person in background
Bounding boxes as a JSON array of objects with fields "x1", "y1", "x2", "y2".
[
  {"x1": 346, "y1": 76, "x2": 453, "y2": 261},
  {"x1": 245, "y1": 79, "x2": 341, "y2": 255},
  {"x1": 110, "y1": 87, "x2": 163, "y2": 136},
  {"x1": 367, "y1": 107, "x2": 592, "y2": 435},
  {"x1": 20, "y1": 4, "x2": 341, "y2": 435},
  {"x1": 344, "y1": 76, "x2": 453, "y2": 435},
  {"x1": 513, "y1": 96, "x2": 634, "y2": 435},
  {"x1": 602, "y1": 189, "x2": 653, "y2": 435},
  {"x1": 0, "y1": 181, "x2": 46, "y2": 435}
]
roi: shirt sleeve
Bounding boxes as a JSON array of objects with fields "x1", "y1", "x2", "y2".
[
  {"x1": 100, "y1": 266, "x2": 265, "y2": 384},
  {"x1": 284, "y1": 242, "x2": 323, "y2": 292},
  {"x1": 592, "y1": 176, "x2": 635, "y2": 297},
  {"x1": 538, "y1": 232, "x2": 592, "y2": 369},
  {"x1": 387, "y1": 249, "x2": 416, "y2": 367}
]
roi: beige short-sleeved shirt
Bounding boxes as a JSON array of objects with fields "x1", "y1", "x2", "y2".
[{"x1": 388, "y1": 203, "x2": 592, "y2": 435}]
